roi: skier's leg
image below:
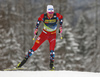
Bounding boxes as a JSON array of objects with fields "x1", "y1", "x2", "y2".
[
  {"x1": 31, "y1": 31, "x2": 47, "y2": 51},
  {"x1": 17, "y1": 31, "x2": 47, "y2": 68},
  {"x1": 25, "y1": 32, "x2": 47, "y2": 58},
  {"x1": 26, "y1": 31, "x2": 47, "y2": 58},
  {"x1": 50, "y1": 50, "x2": 55, "y2": 69},
  {"x1": 48, "y1": 33, "x2": 56, "y2": 70},
  {"x1": 16, "y1": 49, "x2": 34, "y2": 68},
  {"x1": 16, "y1": 57, "x2": 28, "y2": 68}
]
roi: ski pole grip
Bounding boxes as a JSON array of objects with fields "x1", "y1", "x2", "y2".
[
  {"x1": 59, "y1": 30, "x2": 60, "y2": 33},
  {"x1": 33, "y1": 38, "x2": 35, "y2": 40},
  {"x1": 61, "y1": 36, "x2": 63, "y2": 39},
  {"x1": 33, "y1": 35, "x2": 36, "y2": 40},
  {"x1": 36, "y1": 32, "x2": 38, "y2": 35}
]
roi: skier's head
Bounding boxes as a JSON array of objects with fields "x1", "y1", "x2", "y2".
[{"x1": 47, "y1": 5, "x2": 54, "y2": 14}]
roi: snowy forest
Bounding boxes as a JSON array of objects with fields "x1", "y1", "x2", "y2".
[{"x1": 0, "y1": 0, "x2": 100, "y2": 72}]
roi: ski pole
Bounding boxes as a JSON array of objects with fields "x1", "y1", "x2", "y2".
[
  {"x1": 33, "y1": 32, "x2": 38, "y2": 40},
  {"x1": 33, "y1": 35, "x2": 36, "y2": 40},
  {"x1": 59, "y1": 29, "x2": 63, "y2": 39},
  {"x1": 60, "y1": 33, "x2": 63, "y2": 39}
]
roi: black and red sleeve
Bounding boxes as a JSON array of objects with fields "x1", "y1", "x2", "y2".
[
  {"x1": 56, "y1": 13, "x2": 63, "y2": 27},
  {"x1": 35, "y1": 14, "x2": 44, "y2": 29}
]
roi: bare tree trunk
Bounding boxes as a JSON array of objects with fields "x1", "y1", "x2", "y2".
[
  {"x1": 7, "y1": 1, "x2": 12, "y2": 47},
  {"x1": 30, "y1": 0, "x2": 34, "y2": 46},
  {"x1": 51, "y1": 0, "x2": 53, "y2": 5},
  {"x1": 23, "y1": 0, "x2": 26, "y2": 54},
  {"x1": 94, "y1": 0, "x2": 99, "y2": 72},
  {"x1": 59, "y1": 0, "x2": 61, "y2": 14}
]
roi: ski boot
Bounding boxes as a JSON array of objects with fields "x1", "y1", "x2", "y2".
[
  {"x1": 50, "y1": 67, "x2": 55, "y2": 71},
  {"x1": 50, "y1": 60, "x2": 55, "y2": 71},
  {"x1": 16, "y1": 57, "x2": 28, "y2": 68}
]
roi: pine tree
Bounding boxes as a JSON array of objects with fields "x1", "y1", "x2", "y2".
[{"x1": 74, "y1": 14, "x2": 98, "y2": 72}]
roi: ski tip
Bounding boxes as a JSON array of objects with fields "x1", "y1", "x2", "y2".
[{"x1": 3, "y1": 67, "x2": 27, "y2": 71}]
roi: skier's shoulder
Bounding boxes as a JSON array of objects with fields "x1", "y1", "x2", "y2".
[
  {"x1": 40, "y1": 13, "x2": 44, "y2": 18},
  {"x1": 56, "y1": 13, "x2": 63, "y2": 19},
  {"x1": 56, "y1": 13, "x2": 60, "y2": 15},
  {"x1": 56, "y1": 13, "x2": 62, "y2": 16},
  {"x1": 38, "y1": 13, "x2": 44, "y2": 21}
]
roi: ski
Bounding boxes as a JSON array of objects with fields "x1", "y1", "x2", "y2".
[{"x1": 3, "y1": 67, "x2": 27, "y2": 71}]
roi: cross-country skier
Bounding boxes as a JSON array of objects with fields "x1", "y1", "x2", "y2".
[{"x1": 16, "y1": 5, "x2": 63, "y2": 70}]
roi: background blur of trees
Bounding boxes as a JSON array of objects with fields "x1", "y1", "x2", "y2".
[{"x1": 0, "y1": 0, "x2": 100, "y2": 72}]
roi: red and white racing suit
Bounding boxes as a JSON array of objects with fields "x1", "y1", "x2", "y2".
[{"x1": 27, "y1": 13, "x2": 63, "y2": 62}]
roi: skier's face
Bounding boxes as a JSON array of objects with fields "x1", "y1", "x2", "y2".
[
  {"x1": 47, "y1": 8, "x2": 54, "y2": 14},
  {"x1": 47, "y1": 8, "x2": 54, "y2": 18},
  {"x1": 47, "y1": 12, "x2": 54, "y2": 18}
]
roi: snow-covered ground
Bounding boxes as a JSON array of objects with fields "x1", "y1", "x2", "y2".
[{"x1": 0, "y1": 71, "x2": 100, "y2": 77}]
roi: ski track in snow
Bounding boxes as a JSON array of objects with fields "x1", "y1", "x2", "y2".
[{"x1": 0, "y1": 71, "x2": 100, "y2": 77}]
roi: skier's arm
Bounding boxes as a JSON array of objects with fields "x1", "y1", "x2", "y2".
[
  {"x1": 56, "y1": 13, "x2": 63, "y2": 27},
  {"x1": 35, "y1": 14, "x2": 44, "y2": 29},
  {"x1": 56, "y1": 13, "x2": 63, "y2": 33},
  {"x1": 34, "y1": 14, "x2": 44, "y2": 35}
]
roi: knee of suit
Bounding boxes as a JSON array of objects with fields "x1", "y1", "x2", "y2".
[
  {"x1": 26, "y1": 49, "x2": 34, "y2": 58},
  {"x1": 50, "y1": 50, "x2": 55, "y2": 61}
]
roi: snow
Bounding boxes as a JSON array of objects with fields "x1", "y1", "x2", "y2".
[
  {"x1": 11, "y1": 7, "x2": 15, "y2": 11},
  {"x1": 66, "y1": 46, "x2": 71, "y2": 50},
  {"x1": 71, "y1": 42, "x2": 78, "y2": 47},
  {"x1": 55, "y1": 39, "x2": 66, "y2": 50},
  {"x1": 0, "y1": 71, "x2": 100, "y2": 77}
]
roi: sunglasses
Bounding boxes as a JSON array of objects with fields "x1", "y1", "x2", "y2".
[
  {"x1": 47, "y1": 8, "x2": 54, "y2": 14},
  {"x1": 48, "y1": 12, "x2": 54, "y2": 14}
]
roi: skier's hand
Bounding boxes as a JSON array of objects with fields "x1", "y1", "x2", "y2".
[
  {"x1": 34, "y1": 29, "x2": 38, "y2": 35},
  {"x1": 59, "y1": 27, "x2": 62, "y2": 33}
]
